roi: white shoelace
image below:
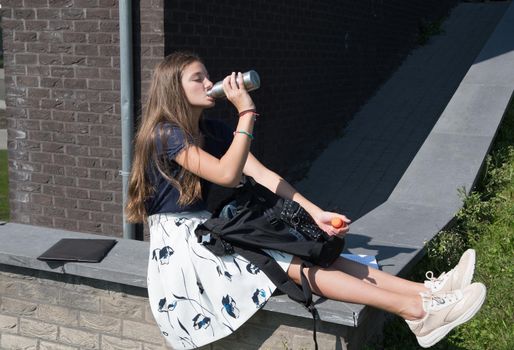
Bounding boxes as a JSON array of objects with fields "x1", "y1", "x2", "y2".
[{"x1": 425, "y1": 270, "x2": 450, "y2": 291}]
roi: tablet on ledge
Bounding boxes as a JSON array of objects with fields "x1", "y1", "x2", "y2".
[{"x1": 37, "y1": 238, "x2": 117, "y2": 263}]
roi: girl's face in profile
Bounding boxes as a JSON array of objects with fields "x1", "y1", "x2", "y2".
[{"x1": 181, "y1": 61, "x2": 215, "y2": 110}]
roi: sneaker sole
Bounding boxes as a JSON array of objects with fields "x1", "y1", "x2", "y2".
[{"x1": 417, "y1": 283, "x2": 486, "y2": 348}]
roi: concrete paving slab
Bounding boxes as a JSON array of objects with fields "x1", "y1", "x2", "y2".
[
  {"x1": 389, "y1": 133, "x2": 491, "y2": 208},
  {"x1": 347, "y1": 201, "x2": 455, "y2": 249},
  {"x1": 432, "y1": 84, "x2": 514, "y2": 137}
]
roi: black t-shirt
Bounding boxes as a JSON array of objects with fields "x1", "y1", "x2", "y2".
[{"x1": 145, "y1": 119, "x2": 233, "y2": 215}]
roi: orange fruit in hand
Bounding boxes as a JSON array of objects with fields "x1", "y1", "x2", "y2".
[{"x1": 331, "y1": 217, "x2": 345, "y2": 229}]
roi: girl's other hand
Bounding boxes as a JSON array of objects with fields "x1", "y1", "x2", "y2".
[
  {"x1": 313, "y1": 211, "x2": 351, "y2": 237},
  {"x1": 222, "y1": 72, "x2": 256, "y2": 112}
]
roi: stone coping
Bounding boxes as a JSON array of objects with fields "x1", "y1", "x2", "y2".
[{"x1": 1, "y1": 2, "x2": 513, "y2": 329}]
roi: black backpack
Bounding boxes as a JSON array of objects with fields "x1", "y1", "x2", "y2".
[{"x1": 195, "y1": 177, "x2": 345, "y2": 349}]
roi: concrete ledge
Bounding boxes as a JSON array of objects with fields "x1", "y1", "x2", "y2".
[{"x1": 0, "y1": 222, "x2": 363, "y2": 327}]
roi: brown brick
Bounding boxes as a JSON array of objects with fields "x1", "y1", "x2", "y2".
[
  {"x1": 59, "y1": 327, "x2": 99, "y2": 349},
  {"x1": 41, "y1": 77, "x2": 63, "y2": 88},
  {"x1": 74, "y1": 20, "x2": 99, "y2": 32},
  {"x1": 29, "y1": 131, "x2": 52, "y2": 142},
  {"x1": 92, "y1": 33, "x2": 114, "y2": 45},
  {"x1": 28, "y1": 87, "x2": 50, "y2": 98},
  {"x1": 66, "y1": 166, "x2": 89, "y2": 178},
  {"x1": 51, "y1": 66, "x2": 75, "y2": 77},
  {"x1": 39, "y1": 54, "x2": 62, "y2": 65},
  {"x1": 78, "y1": 220, "x2": 102, "y2": 233},
  {"x1": 25, "y1": 20, "x2": 48, "y2": 31},
  {"x1": 90, "y1": 102, "x2": 114, "y2": 113},
  {"x1": 38, "y1": 31, "x2": 64, "y2": 43},
  {"x1": 64, "y1": 78, "x2": 87, "y2": 90},
  {"x1": 54, "y1": 197, "x2": 78, "y2": 209},
  {"x1": 77, "y1": 178, "x2": 100, "y2": 189},
  {"x1": 24, "y1": 0, "x2": 50, "y2": 7},
  {"x1": 63, "y1": 32, "x2": 87, "y2": 43},
  {"x1": 42, "y1": 142, "x2": 64, "y2": 154},
  {"x1": 27, "y1": 65, "x2": 50, "y2": 77},
  {"x1": 32, "y1": 194, "x2": 53, "y2": 206},
  {"x1": 99, "y1": 45, "x2": 119, "y2": 57},
  {"x1": 66, "y1": 208, "x2": 91, "y2": 220},
  {"x1": 78, "y1": 199, "x2": 102, "y2": 211},
  {"x1": 14, "y1": 32, "x2": 38, "y2": 42},
  {"x1": 16, "y1": 53, "x2": 38, "y2": 65},
  {"x1": 64, "y1": 100, "x2": 89, "y2": 112},
  {"x1": 49, "y1": 0, "x2": 74, "y2": 7},
  {"x1": 86, "y1": 8, "x2": 110, "y2": 19},
  {"x1": 42, "y1": 184, "x2": 65, "y2": 196},
  {"x1": 54, "y1": 176, "x2": 76, "y2": 186},
  {"x1": 48, "y1": 20, "x2": 73, "y2": 31},
  {"x1": 99, "y1": 20, "x2": 118, "y2": 32},
  {"x1": 37, "y1": 8, "x2": 61, "y2": 20},
  {"x1": 49, "y1": 43, "x2": 74, "y2": 55},
  {"x1": 54, "y1": 154, "x2": 76, "y2": 166},
  {"x1": 62, "y1": 8, "x2": 84, "y2": 20},
  {"x1": 75, "y1": 0, "x2": 100, "y2": 7},
  {"x1": 88, "y1": 79, "x2": 112, "y2": 90},
  {"x1": 76, "y1": 67, "x2": 99, "y2": 78},
  {"x1": 54, "y1": 217, "x2": 80, "y2": 230},
  {"x1": 86, "y1": 56, "x2": 111, "y2": 67},
  {"x1": 16, "y1": 76, "x2": 39, "y2": 87},
  {"x1": 41, "y1": 98, "x2": 65, "y2": 110},
  {"x1": 75, "y1": 44, "x2": 99, "y2": 56}
]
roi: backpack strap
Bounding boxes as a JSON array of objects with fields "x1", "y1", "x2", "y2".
[{"x1": 232, "y1": 246, "x2": 320, "y2": 350}]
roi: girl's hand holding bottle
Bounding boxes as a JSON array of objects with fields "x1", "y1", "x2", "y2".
[{"x1": 222, "y1": 72, "x2": 256, "y2": 113}]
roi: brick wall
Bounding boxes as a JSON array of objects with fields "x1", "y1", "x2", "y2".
[
  {"x1": 1, "y1": 0, "x2": 164, "y2": 236},
  {"x1": 0, "y1": 263, "x2": 385, "y2": 349},
  {"x1": 164, "y1": 0, "x2": 457, "y2": 181}
]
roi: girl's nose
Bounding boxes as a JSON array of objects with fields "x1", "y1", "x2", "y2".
[{"x1": 205, "y1": 78, "x2": 213, "y2": 90}]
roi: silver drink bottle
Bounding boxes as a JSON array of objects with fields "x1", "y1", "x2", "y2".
[{"x1": 207, "y1": 70, "x2": 261, "y2": 98}]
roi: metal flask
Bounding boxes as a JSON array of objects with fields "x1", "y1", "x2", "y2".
[{"x1": 207, "y1": 70, "x2": 261, "y2": 98}]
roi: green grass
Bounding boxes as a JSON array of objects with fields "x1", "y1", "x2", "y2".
[
  {"x1": 380, "y1": 98, "x2": 514, "y2": 349},
  {"x1": 0, "y1": 150, "x2": 8, "y2": 221}
]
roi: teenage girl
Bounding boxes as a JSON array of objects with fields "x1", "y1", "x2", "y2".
[{"x1": 126, "y1": 51, "x2": 486, "y2": 350}]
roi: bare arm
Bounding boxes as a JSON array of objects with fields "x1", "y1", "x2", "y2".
[
  {"x1": 175, "y1": 72, "x2": 256, "y2": 187},
  {"x1": 243, "y1": 153, "x2": 351, "y2": 235}
]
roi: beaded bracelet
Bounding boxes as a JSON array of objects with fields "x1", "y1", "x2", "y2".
[
  {"x1": 238, "y1": 109, "x2": 260, "y2": 118},
  {"x1": 233, "y1": 130, "x2": 254, "y2": 140}
]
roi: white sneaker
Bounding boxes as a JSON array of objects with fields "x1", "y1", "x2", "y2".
[
  {"x1": 425, "y1": 249, "x2": 475, "y2": 293},
  {"x1": 406, "y1": 282, "x2": 486, "y2": 348}
]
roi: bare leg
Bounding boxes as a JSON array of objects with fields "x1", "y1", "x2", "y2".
[
  {"x1": 330, "y1": 256, "x2": 429, "y2": 296},
  {"x1": 287, "y1": 257, "x2": 425, "y2": 320}
]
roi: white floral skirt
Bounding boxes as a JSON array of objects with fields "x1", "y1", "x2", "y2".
[{"x1": 147, "y1": 211, "x2": 293, "y2": 350}]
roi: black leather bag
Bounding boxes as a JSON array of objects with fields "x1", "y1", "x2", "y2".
[{"x1": 195, "y1": 177, "x2": 345, "y2": 268}]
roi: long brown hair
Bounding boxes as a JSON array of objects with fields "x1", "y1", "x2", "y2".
[{"x1": 126, "y1": 52, "x2": 204, "y2": 223}]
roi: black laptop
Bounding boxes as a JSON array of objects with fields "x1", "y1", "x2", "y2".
[{"x1": 37, "y1": 238, "x2": 117, "y2": 263}]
